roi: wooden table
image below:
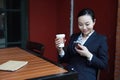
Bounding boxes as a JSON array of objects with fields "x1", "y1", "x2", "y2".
[{"x1": 0, "y1": 47, "x2": 78, "y2": 80}]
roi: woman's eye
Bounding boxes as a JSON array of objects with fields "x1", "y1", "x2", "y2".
[
  {"x1": 86, "y1": 24, "x2": 89, "y2": 26},
  {"x1": 78, "y1": 24, "x2": 82, "y2": 26}
]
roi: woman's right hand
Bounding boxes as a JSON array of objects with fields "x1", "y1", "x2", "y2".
[{"x1": 55, "y1": 38, "x2": 66, "y2": 51}]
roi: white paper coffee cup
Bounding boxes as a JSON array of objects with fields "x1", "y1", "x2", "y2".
[{"x1": 56, "y1": 34, "x2": 65, "y2": 47}]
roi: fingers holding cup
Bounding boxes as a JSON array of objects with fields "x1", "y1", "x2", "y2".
[{"x1": 56, "y1": 34, "x2": 65, "y2": 47}]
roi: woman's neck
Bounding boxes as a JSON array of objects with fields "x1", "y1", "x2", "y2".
[{"x1": 82, "y1": 30, "x2": 94, "y2": 38}]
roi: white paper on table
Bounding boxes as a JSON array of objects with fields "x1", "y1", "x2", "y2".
[{"x1": 0, "y1": 60, "x2": 28, "y2": 71}]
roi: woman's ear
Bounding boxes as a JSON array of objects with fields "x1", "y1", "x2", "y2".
[
  {"x1": 94, "y1": 19, "x2": 96, "y2": 22},
  {"x1": 93, "y1": 19, "x2": 96, "y2": 25}
]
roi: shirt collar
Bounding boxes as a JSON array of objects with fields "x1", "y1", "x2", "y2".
[{"x1": 80, "y1": 30, "x2": 95, "y2": 38}]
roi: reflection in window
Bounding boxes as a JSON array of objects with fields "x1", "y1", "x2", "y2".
[
  {"x1": 0, "y1": 0, "x2": 4, "y2": 8},
  {"x1": 0, "y1": 9, "x2": 5, "y2": 48}
]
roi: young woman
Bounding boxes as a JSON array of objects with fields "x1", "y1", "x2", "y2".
[{"x1": 55, "y1": 8, "x2": 108, "y2": 80}]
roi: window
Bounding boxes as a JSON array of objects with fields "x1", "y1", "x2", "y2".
[{"x1": 0, "y1": 0, "x2": 28, "y2": 48}]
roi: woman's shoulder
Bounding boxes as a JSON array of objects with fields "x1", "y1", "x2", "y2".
[
  {"x1": 94, "y1": 31, "x2": 107, "y2": 40},
  {"x1": 69, "y1": 33, "x2": 80, "y2": 41},
  {"x1": 71, "y1": 32, "x2": 80, "y2": 37}
]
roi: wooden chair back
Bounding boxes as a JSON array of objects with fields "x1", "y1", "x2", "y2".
[{"x1": 27, "y1": 41, "x2": 45, "y2": 56}]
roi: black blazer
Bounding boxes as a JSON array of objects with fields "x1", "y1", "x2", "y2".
[{"x1": 59, "y1": 31, "x2": 108, "y2": 80}]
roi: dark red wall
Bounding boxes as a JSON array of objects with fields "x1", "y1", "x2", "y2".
[
  {"x1": 29, "y1": 0, "x2": 58, "y2": 61},
  {"x1": 29, "y1": 0, "x2": 70, "y2": 62},
  {"x1": 29, "y1": 0, "x2": 117, "y2": 80}
]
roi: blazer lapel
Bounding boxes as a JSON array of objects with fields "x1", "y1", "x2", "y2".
[{"x1": 83, "y1": 31, "x2": 97, "y2": 46}]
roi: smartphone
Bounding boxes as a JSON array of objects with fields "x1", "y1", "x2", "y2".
[
  {"x1": 74, "y1": 41, "x2": 82, "y2": 50},
  {"x1": 75, "y1": 43, "x2": 82, "y2": 50}
]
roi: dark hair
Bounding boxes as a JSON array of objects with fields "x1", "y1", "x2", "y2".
[{"x1": 77, "y1": 8, "x2": 95, "y2": 22}]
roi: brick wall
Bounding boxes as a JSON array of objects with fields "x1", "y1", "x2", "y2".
[{"x1": 115, "y1": 0, "x2": 120, "y2": 80}]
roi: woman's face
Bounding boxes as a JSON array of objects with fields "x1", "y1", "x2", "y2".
[{"x1": 78, "y1": 15, "x2": 96, "y2": 37}]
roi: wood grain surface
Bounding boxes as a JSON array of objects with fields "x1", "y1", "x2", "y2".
[{"x1": 0, "y1": 47, "x2": 67, "y2": 80}]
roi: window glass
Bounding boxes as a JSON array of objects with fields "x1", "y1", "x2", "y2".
[
  {"x1": 6, "y1": 0, "x2": 20, "y2": 9},
  {"x1": 7, "y1": 12, "x2": 21, "y2": 42}
]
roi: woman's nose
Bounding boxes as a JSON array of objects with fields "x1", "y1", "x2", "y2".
[{"x1": 83, "y1": 25, "x2": 87, "y2": 29}]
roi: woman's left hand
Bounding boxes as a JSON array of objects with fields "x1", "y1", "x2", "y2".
[{"x1": 75, "y1": 44, "x2": 92, "y2": 58}]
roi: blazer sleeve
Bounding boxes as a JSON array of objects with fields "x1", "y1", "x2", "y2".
[
  {"x1": 58, "y1": 33, "x2": 79, "y2": 63},
  {"x1": 87, "y1": 36, "x2": 108, "y2": 69},
  {"x1": 58, "y1": 46, "x2": 70, "y2": 63}
]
